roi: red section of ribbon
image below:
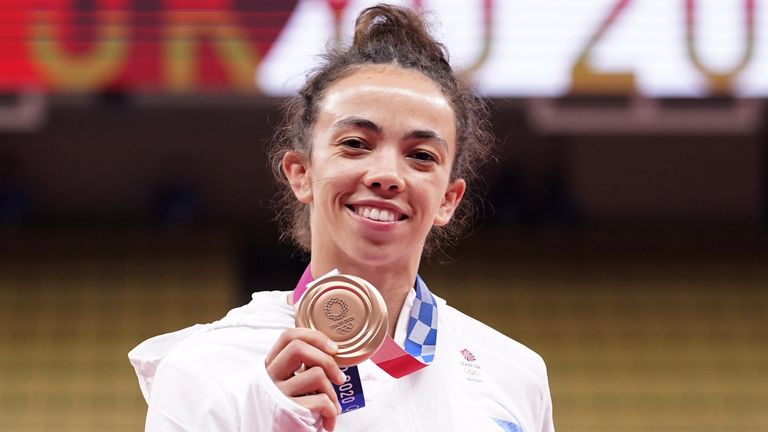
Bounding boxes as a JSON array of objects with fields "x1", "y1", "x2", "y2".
[{"x1": 371, "y1": 352, "x2": 427, "y2": 378}]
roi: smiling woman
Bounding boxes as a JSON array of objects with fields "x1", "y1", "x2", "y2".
[
  {"x1": 284, "y1": 64, "x2": 464, "y2": 275},
  {"x1": 271, "y1": 4, "x2": 493, "y2": 257},
  {"x1": 128, "y1": 4, "x2": 554, "y2": 432}
]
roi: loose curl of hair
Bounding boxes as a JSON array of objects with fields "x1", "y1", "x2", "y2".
[{"x1": 269, "y1": 3, "x2": 493, "y2": 256}]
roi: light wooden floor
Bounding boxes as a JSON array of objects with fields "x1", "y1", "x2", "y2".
[{"x1": 1, "y1": 228, "x2": 766, "y2": 431}]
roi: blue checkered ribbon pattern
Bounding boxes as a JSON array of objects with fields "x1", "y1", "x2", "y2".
[{"x1": 403, "y1": 275, "x2": 438, "y2": 364}]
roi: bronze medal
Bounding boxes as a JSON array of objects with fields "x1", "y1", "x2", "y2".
[{"x1": 295, "y1": 274, "x2": 388, "y2": 367}]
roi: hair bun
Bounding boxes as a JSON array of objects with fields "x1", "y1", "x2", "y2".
[{"x1": 353, "y1": 4, "x2": 450, "y2": 69}]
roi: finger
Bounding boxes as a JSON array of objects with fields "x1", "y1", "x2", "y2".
[
  {"x1": 291, "y1": 393, "x2": 339, "y2": 431},
  {"x1": 265, "y1": 328, "x2": 338, "y2": 365},
  {"x1": 267, "y1": 339, "x2": 346, "y2": 385},
  {"x1": 323, "y1": 415, "x2": 337, "y2": 432},
  {"x1": 277, "y1": 366, "x2": 341, "y2": 411}
]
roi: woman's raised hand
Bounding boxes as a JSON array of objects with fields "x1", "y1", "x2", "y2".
[{"x1": 265, "y1": 328, "x2": 346, "y2": 431}]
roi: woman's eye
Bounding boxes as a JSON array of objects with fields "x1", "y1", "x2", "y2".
[
  {"x1": 410, "y1": 151, "x2": 437, "y2": 163},
  {"x1": 341, "y1": 138, "x2": 366, "y2": 149}
]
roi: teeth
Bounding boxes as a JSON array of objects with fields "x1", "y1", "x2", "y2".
[{"x1": 354, "y1": 206, "x2": 401, "y2": 222}]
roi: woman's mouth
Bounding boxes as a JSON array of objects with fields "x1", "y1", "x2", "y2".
[{"x1": 348, "y1": 205, "x2": 407, "y2": 222}]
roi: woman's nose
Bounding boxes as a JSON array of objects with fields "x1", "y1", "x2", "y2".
[{"x1": 363, "y1": 155, "x2": 405, "y2": 192}]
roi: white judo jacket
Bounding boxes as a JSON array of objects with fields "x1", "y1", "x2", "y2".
[{"x1": 129, "y1": 288, "x2": 555, "y2": 432}]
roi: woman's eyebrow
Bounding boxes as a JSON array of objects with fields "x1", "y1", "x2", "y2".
[
  {"x1": 331, "y1": 117, "x2": 382, "y2": 134},
  {"x1": 404, "y1": 129, "x2": 448, "y2": 151},
  {"x1": 332, "y1": 116, "x2": 447, "y2": 150}
]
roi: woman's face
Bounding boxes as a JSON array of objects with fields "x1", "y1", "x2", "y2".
[{"x1": 284, "y1": 64, "x2": 465, "y2": 268}]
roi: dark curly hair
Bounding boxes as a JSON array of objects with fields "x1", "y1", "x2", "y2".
[{"x1": 269, "y1": 3, "x2": 493, "y2": 255}]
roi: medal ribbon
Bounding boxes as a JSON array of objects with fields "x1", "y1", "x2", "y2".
[{"x1": 292, "y1": 265, "x2": 438, "y2": 412}]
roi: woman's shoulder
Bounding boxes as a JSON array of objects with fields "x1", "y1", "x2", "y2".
[
  {"x1": 150, "y1": 290, "x2": 293, "y2": 361},
  {"x1": 220, "y1": 290, "x2": 295, "y2": 327},
  {"x1": 128, "y1": 290, "x2": 294, "y2": 402},
  {"x1": 428, "y1": 301, "x2": 553, "y2": 431},
  {"x1": 439, "y1": 303, "x2": 548, "y2": 381}
]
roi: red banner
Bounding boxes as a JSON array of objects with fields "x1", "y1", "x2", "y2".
[{"x1": 0, "y1": 0, "x2": 299, "y2": 93}]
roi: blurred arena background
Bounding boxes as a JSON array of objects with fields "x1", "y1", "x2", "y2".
[{"x1": 1, "y1": 1, "x2": 767, "y2": 431}]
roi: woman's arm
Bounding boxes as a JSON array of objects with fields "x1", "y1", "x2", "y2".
[{"x1": 143, "y1": 327, "x2": 344, "y2": 432}]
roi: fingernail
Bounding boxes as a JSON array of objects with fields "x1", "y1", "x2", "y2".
[
  {"x1": 326, "y1": 339, "x2": 338, "y2": 352},
  {"x1": 337, "y1": 369, "x2": 346, "y2": 383},
  {"x1": 337, "y1": 403, "x2": 342, "y2": 414}
]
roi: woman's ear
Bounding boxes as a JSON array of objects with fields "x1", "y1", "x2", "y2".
[
  {"x1": 282, "y1": 151, "x2": 312, "y2": 204},
  {"x1": 434, "y1": 178, "x2": 466, "y2": 226}
]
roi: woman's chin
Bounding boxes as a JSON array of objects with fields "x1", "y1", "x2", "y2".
[{"x1": 337, "y1": 242, "x2": 414, "y2": 268}]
